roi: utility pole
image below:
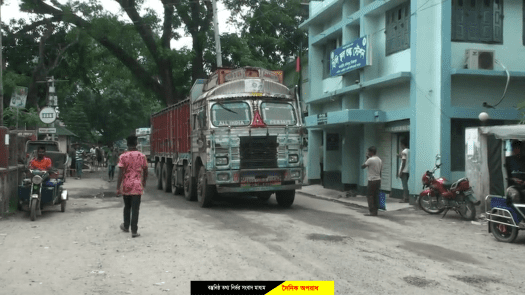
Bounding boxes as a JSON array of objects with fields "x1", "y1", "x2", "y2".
[
  {"x1": 48, "y1": 76, "x2": 57, "y2": 141},
  {"x1": 211, "y1": 0, "x2": 222, "y2": 67}
]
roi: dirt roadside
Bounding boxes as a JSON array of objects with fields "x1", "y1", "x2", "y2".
[{"x1": 0, "y1": 168, "x2": 524, "y2": 295}]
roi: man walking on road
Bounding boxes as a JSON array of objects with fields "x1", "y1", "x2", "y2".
[
  {"x1": 75, "y1": 144, "x2": 86, "y2": 180},
  {"x1": 107, "y1": 147, "x2": 118, "y2": 182},
  {"x1": 361, "y1": 146, "x2": 382, "y2": 216},
  {"x1": 117, "y1": 135, "x2": 148, "y2": 238},
  {"x1": 398, "y1": 138, "x2": 410, "y2": 203}
]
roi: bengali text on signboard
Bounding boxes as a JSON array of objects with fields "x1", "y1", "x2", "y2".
[{"x1": 330, "y1": 36, "x2": 371, "y2": 77}]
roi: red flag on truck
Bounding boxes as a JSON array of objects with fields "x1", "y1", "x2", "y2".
[{"x1": 296, "y1": 56, "x2": 301, "y2": 72}]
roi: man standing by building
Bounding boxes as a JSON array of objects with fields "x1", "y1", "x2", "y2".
[
  {"x1": 117, "y1": 135, "x2": 148, "y2": 238},
  {"x1": 361, "y1": 146, "x2": 382, "y2": 216},
  {"x1": 398, "y1": 138, "x2": 410, "y2": 203}
]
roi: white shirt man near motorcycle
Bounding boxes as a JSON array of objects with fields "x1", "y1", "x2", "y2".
[{"x1": 397, "y1": 138, "x2": 410, "y2": 203}]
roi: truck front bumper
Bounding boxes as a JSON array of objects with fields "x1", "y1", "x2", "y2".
[
  {"x1": 210, "y1": 168, "x2": 303, "y2": 193},
  {"x1": 216, "y1": 183, "x2": 302, "y2": 193}
]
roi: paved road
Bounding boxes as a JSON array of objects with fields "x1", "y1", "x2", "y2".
[{"x1": 0, "y1": 169, "x2": 524, "y2": 294}]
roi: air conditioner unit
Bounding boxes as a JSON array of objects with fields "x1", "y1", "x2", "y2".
[{"x1": 464, "y1": 49, "x2": 495, "y2": 70}]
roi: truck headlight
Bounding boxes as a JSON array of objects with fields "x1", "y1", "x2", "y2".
[
  {"x1": 291, "y1": 170, "x2": 301, "y2": 179},
  {"x1": 32, "y1": 175, "x2": 43, "y2": 185},
  {"x1": 217, "y1": 173, "x2": 230, "y2": 181},
  {"x1": 288, "y1": 154, "x2": 299, "y2": 163},
  {"x1": 216, "y1": 157, "x2": 228, "y2": 165}
]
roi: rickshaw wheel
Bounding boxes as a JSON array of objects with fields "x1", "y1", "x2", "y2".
[
  {"x1": 490, "y1": 217, "x2": 518, "y2": 243},
  {"x1": 61, "y1": 200, "x2": 66, "y2": 212},
  {"x1": 30, "y1": 200, "x2": 37, "y2": 221}
]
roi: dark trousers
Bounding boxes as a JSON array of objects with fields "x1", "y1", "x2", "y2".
[
  {"x1": 401, "y1": 173, "x2": 410, "y2": 201},
  {"x1": 367, "y1": 180, "x2": 381, "y2": 215},
  {"x1": 108, "y1": 165, "x2": 116, "y2": 179},
  {"x1": 123, "y1": 195, "x2": 141, "y2": 233}
]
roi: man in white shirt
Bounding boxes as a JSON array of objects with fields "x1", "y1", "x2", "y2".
[
  {"x1": 398, "y1": 138, "x2": 410, "y2": 203},
  {"x1": 361, "y1": 146, "x2": 382, "y2": 216}
]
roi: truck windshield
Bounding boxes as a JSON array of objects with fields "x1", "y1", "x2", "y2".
[
  {"x1": 211, "y1": 102, "x2": 251, "y2": 127},
  {"x1": 138, "y1": 136, "x2": 150, "y2": 145},
  {"x1": 260, "y1": 102, "x2": 297, "y2": 126}
]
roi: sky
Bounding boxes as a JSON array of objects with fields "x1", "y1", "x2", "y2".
[{"x1": 1, "y1": 0, "x2": 236, "y2": 50}]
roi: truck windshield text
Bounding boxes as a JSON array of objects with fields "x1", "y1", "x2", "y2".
[
  {"x1": 211, "y1": 102, "x2": 251, "y2": 127},
  {"x1": 260, "y1": 102, "x2": 297, "y2": 126}
]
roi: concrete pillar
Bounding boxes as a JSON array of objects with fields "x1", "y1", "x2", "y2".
[
  {"x1": 307, "y1": 130, "x2": 323, "y2": 182},
  {"x1": 410, "y1": 0, "x2": 444, "y2": 189}
]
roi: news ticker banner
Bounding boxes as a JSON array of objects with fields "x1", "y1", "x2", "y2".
[{"x1": 191, "y1": 281, "x2": 334, "y2": 294}]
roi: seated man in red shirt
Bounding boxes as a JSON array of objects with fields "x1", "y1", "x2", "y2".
[{"x1": 29, "y1": 146, "x2": 53, "y2": 171}]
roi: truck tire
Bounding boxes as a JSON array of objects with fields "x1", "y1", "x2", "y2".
[
  {"x1": 183, "y1": 163, "x2": 196, "y2": 201},
  {"x1": 276, "y1": 190, "x2": 295, "y2": 208},
  {"x1": 156, "y1": 162, "x2": 163, "y2": 190},
  {"x1": 171, "y1": 165, "x2": 183, "y2": 195},
  {"x1": 162, "y1": 163, "x2": 172, "y2": 193},
  {"x1": 197, "y1": 166, "x2": 215, "y2": 208}
]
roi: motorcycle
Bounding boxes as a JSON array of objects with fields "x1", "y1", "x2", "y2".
[
  {"x1": 18, "y1": 152, "x2": 68, "y2": 221},
  {"x1": 418, "y1": 155, "x2": 479, "y2": 220},
  {"x1": 486, "y1": 171, "x2": 525, "y2": 243}
]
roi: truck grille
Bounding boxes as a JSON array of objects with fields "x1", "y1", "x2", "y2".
[{"x1": 240, "y1": 136, "x2": 278, "y2": 169}]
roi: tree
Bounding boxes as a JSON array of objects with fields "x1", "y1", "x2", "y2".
[
  {"x1": 2, "y1": 107, "x2": 40, "y2": 129},
  {"x1": 221, "y1": 0, "x2": 308, "y2": 69},
  {"x1": 3, "y1": 18, "x2": 75, "y2": 110},
  {"x1": 20, "y1": 0, "x2": 213, "y2": 106},
  {"x1": 57, "y1": 35, "x2": 163, "y2": 144}
]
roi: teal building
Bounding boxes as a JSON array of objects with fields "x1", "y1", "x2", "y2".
[{"x1": 300, "y1": 0, "x2": 524, "y2": 197}]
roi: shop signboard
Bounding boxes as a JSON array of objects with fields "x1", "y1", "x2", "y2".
[{"x1": 330, "y1": 36, "x2": 371, "y2": 76}]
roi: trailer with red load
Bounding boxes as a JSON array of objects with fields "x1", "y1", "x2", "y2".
[{"x1": 151, "y1": 67, "x2": 305, "y2": 207}]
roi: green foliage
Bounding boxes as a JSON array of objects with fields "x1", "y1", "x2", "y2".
[
  {"x1": 220, "y1": 0, "x2": 308, "y2": 69},
  {"x1": 61, "y1": 98, "x2": 91, "y2": 142},
  {"x1": 2, "y1": 107, "x2": 40, "y2": 129}
]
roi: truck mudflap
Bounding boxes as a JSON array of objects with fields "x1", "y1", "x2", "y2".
[{"x1": 216, "y1": 183, "x2": 302, "y2": 193}]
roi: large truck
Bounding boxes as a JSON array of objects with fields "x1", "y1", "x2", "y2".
[
  {"x1": 151, "y1": 67, "x2": 305, "y2": 208},
  {"x1": 135, "y1": 127, "x2": 151, "y2": 162}
]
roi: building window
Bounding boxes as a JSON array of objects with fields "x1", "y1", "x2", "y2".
[
  {"x1": 385, "y1": 1, "x2": 410, "y2": 56},
  {"x1": 452, "y1": 0, "x2": 503, "y2": 44},
  {"x1": 323, "y1": 39, "x2": 338, "y2": 79}
]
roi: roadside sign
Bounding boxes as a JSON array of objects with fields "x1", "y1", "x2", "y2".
[
  {"x1": 39, "y1": 107, "x2": 57, "y2": 124},
  {"x1": 39, "y1": 128, "x2": 57, "y2": 134},
  {"x1": 10, "y1": 86, "x2": 28, "y2": 108}
]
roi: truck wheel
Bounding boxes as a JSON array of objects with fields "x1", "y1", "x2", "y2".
[
  {"x1": 197, "y1": 166, "x2": 215, "y2": 208},
  {"x1": 276, "y1": 190, "x2": 295, "y2": 208},
  {"x1": 171, "y1": 165, "x2": 183, "y2": 195},
  {"x1": 183, "y1": 163, "x2": 196, "y2": 201},
  {"x1": 156, "y1": 162, "x2": 163, "y2": 190},
  {"x1": 162, "y1": 163, "x2": 172, "y2": 193}
]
